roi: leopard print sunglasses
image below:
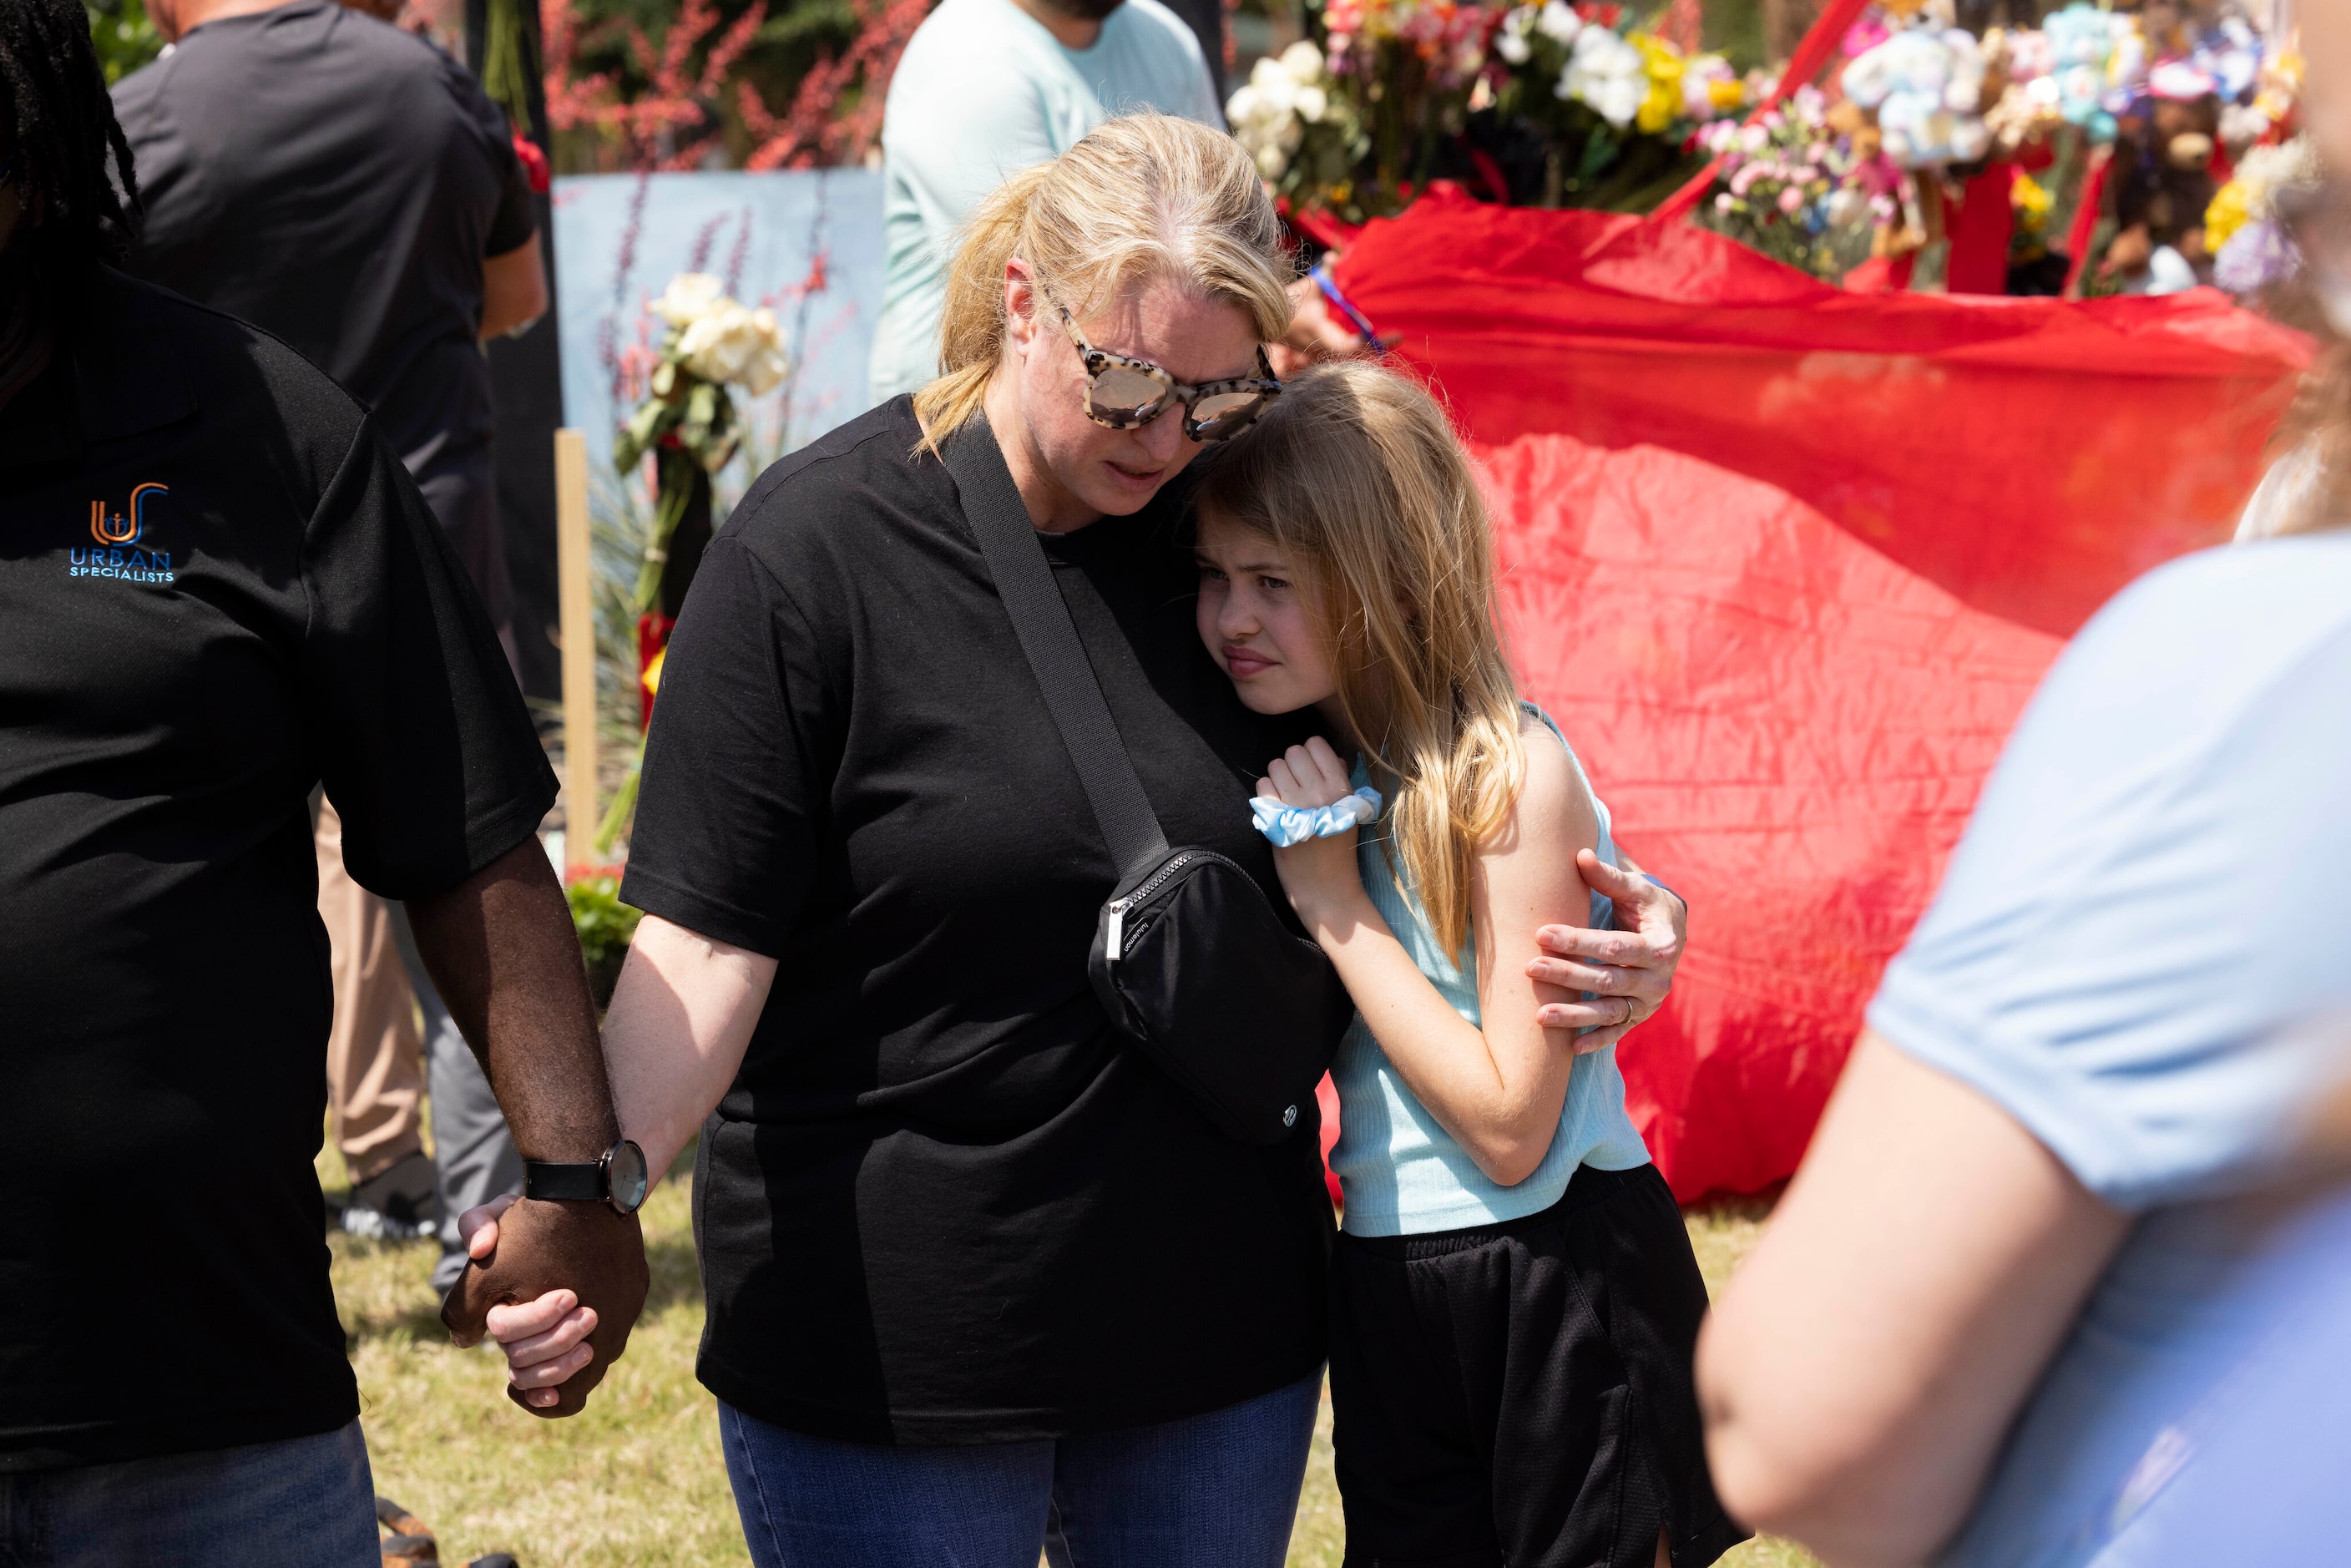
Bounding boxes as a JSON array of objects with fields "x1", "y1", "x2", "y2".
[{"x1": 1052, "y1": 301, "x2": 1281, "y2": 443}]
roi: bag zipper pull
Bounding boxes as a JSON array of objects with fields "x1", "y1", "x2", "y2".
[{"x1": 1105, "y1": 900, "x2": 1127, "y2": 962}]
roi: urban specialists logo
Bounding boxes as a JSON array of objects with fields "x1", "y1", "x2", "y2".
[{"x1": 69, "y1": 483, "x2": 175, "y2": 584}]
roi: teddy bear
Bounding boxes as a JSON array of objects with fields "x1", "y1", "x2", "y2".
[
  {"x1": 1842, "y1": 25, "x2": 1991, "y2": 168},
  {"x1": 2044, "y1": 2, "x2": 2120, "y2": 140}
]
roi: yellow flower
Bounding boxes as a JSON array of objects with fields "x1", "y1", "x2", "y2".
[
  {"x1": 1633, "y1": 33, "x2": 1685, "y2": 134},
  {"x1": 1706, "y1": 77, "x2": 1745, "y2": 111},
  {"x1": 2011, "y1": 171, "x2": 2053, "y2": 235},
  {"x1": 2205, "y1": 178, "x2": 2252, "y2": 251}
]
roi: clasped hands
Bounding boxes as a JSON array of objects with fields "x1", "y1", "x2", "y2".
[
  {"x1": 1258, "y1": 739, "x2": 1686, "y2": 1055},
  {"x1": 439, "y1": 1194, "x2": 648, "y2": 1416}
]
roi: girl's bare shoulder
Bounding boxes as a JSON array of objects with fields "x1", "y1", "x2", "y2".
[{"x1": 1497, "y1": 711, "x2": 1600, "y2": 854}]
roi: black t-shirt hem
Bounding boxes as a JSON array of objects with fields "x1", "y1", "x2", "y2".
[
  {"x1": 0, "y1": 1388, "x2": 360, "y2": 1473},
  {"x1": 461, "y1": 788, "x2": 561, "y2": 883},
  {"x1": 697, "y1": 1343, "x2": 1328, "y2": 1448},
  {"x1": 484, "y1": 225, "x2": 538, "y2": 261}
]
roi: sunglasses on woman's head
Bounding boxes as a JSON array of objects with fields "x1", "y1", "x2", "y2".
[{"x1": 1054, "y1": 303, "x2": 1280, "y2": 443}]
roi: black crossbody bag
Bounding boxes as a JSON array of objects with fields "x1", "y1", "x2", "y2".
[{"x1": 944, "y1": 420, "x2": 1347, "y2": 1145}]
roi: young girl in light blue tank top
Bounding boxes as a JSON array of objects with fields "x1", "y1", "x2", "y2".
[{"x1": 1191, "y1": 362, "x2": 1742, "y2": 1568}]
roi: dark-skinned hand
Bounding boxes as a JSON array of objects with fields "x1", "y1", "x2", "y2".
[{"x1": 441, "y1": 1195, "x2": 648, "y2": 1418}]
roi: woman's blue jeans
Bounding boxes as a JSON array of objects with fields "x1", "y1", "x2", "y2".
[{"x1": 719, "y1": 1371, "x2": 1322, "y2": 1568}]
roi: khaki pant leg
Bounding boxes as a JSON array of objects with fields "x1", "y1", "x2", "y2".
[{"x1": 316, "y1": 797, "x2": 425, "y2": 1185}]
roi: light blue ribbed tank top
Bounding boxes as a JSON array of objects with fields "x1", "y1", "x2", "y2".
[{"x1": 1329, "y1": 705, "x2": 1651, "y2": 1237}]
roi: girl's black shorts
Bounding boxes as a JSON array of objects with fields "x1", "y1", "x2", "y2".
[{"x1": 1327, "y1": 1164, "x2": 1748, "y2": 1568}]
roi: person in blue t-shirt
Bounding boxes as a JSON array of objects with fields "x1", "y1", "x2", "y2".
[
  {"x1": 866, "y1": 0, "x2": 1221, "y2": 406},
  {"x1": 1692, "y1": 31, "x2": 2351, "y2": 1548},
  {"x1": 1691, "y1": 428, "x2": 2351, "y2": 1558}
]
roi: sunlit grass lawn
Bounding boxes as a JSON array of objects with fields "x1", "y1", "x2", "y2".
[{"x1": 322, "y1": 1142, "x2": 1818, "y2": 1568}]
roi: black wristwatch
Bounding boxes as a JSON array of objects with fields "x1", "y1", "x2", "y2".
[{"x1": 523, "y1": 1139, "x2": 650, "y2": 1216}]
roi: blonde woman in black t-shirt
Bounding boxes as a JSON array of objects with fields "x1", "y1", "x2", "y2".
[{"x1": 463, "y1": 113, "x2": 1691, "y2": 1567}]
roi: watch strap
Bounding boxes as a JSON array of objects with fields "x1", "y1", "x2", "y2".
[{"x1": 523, "y1": 1160, "x2": 605, "y2": 1203}]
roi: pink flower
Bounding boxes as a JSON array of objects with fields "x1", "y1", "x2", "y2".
[{"x1": 1778, "y1": 185, "x2": 1806, "y2": 214}]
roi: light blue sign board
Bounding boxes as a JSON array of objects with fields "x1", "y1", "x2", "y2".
[{"x1": 551, "y1": 169, "x2": 887, "y2": 506}]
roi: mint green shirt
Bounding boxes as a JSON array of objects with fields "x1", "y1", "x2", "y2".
[
  {"x1": 867, "y1": 0, "x2": 1221, "y2": 405},
  {"x1": 1329, "y1": 707, "x2": 1651, "y2": 1237}
]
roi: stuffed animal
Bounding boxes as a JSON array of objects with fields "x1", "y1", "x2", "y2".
[
  {"x1": 2194, "y1": 16, "x2": 2263, "y2": 104},
  {"x1": 1843, "y1": 26, "x2": 1990, "y2": 168},
  {"x1": 2045, "y1": 3, "x2": 2119, "y2": 140}
]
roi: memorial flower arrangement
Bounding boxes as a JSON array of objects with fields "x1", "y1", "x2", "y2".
[
  {"x1": 1236, "y1": 0, "x2": 1745, "y2": 223},
  {"x1": 613, "y1": 271, "x2": 789, "y2": 610},
  {"x1": 1236, "y1": 0, "x2": 2307, "y2": 289},
  {"x1": 1696, "y1": 85, "x2": 1890, "y2": 280}
]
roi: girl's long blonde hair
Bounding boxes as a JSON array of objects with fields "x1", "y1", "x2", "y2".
[
  {"x1": 1197, "y1": 361, "x2": 1524, "y2": 958},
  {"x1": 912, "y1": 113, "x2": 1295, "y2": 454}
]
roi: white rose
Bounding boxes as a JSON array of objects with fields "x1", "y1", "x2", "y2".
[
  {"x1": 1248, "y1": 55, "x2": 1299, "y2": 116},
  {"x1": 678, "y1": 302, "x2": 767, "y2": 386},
  {"x1": 1594, "y1": 74, "x2": 1644, "y2": 127},
  {"x1": 1254, "y1": 142, "x2": 1291, "y2": 179},
  {"x1": 1226, "y1": 82, "x2": 1261, "y2": 125},
  {"x1": 1495, "y1": 29, "x2": 1530, "y2": 64},
  {"x1": 653, "y1": 272, "x2": 726, "y2": 329},
  {"x1": 1279, "y1": 39, "x2": 1324, "y2": 83},
  {"x1": 737, "y1": 308, "x2": 790, "y2": 397},
  {"x1": 1296, "y1": 83, "x2": 1328, "y2": 123},
  {"x1": 1560, "y1": 25, "x2": 1642, "y2": 127},
  {"x1": 1536, "y1": 1, "x2": 1581, "y2": 43}
]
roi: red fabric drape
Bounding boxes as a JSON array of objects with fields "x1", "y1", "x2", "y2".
[{"x1": 1330, "y1": 195, "x2": 2308, "y2": 1198}]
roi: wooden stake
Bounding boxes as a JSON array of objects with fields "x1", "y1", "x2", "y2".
[{"x1": 554, "y1": 428, "x2": 595, "y2": 870}]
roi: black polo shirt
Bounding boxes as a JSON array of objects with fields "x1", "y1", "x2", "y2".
[
  {"x1": 0, "y1": 271, "x2": 554, "y2": 1470},
  {"x1": 114, "y1": 0, "x2": 537, "y2": 622}
]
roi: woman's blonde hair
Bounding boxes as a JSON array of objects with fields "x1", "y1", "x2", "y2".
[
  {"x1": 2255, "y1": 340, "x2": 2351, "y2": 539},
  {"x1": 912, "y1": 113, "x2": 1294, "y2": 453},
  {"x1": 1197, "y1": 361, "x2": 1525, "y2": 958}
]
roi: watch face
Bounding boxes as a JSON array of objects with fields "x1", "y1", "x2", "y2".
[{"x1": 607, "y1": 1140, "x2": 650, "y2": 1215}]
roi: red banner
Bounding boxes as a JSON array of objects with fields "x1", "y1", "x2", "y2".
[{"x1": 1332, "y1": 196, "x2": 2310, "y2": 1197}]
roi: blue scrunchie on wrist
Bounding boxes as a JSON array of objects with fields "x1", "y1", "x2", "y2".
[{"x1": 1251, "y1": 786, "x2": 1383, "y2": 847}]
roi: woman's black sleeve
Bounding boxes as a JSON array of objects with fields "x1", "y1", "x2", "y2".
[{"x1": 619, "y1": 535, "x2": 836, "y2": 958}]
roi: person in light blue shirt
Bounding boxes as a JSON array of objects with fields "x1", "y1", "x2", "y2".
[
  {"x1": 867, "y1": 0, "x2": 1221, "y2": 405},
  {"x1": 2091, "y1": 1161, "x2": 2351, "y2": 1567},
  {"x1": 1695, "y1": 524, "x2": 2351, "y2": 1567},
  {"x1": 1193, "y1": 362, "x2": 1742, "y2": 1568}
]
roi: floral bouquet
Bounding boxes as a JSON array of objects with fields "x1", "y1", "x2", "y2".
[
  {"x1": 1695, "y1": 86, "x2": 1889, "y2": 281},
  {"x1": 1228, "y1": 42, "x2": 1371, "y2": 218},
  {"x1": 1243, "y1": 0, "x2": 1741, "y2": 223},
  {"x1": 597, "y1": 272, "x2": 790, "y2": 852},
  {"x1": 614, "y1": 272, "x2": 789, "y2": 610},
  {"x1": 1306, "y1": 0, "x2": 1495, "y2": 220},
  {"x1": 1477, "y1": 1, "x2": 1730, "y2": 207}
]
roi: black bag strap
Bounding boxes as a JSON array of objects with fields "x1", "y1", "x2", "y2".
[{"x1": 943, "y1": 417, "x2": 1171, "y2": 880}]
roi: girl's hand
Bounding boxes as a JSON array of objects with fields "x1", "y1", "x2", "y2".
[{"x1": 1262, "y1": 737, "x2": 1368, "y2": 928}]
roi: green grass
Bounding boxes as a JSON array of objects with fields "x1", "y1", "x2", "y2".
[{"x1": 322, "y1": 1141, "x2": 1815, "y2": 1567}]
